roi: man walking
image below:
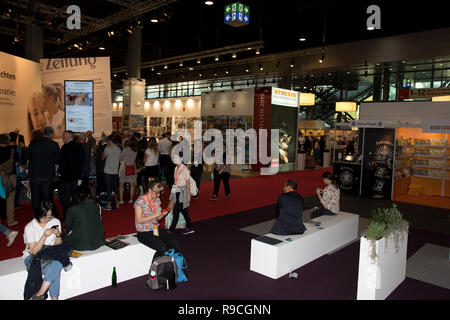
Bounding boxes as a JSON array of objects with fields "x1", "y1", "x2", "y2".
[{"x1": 102, "y1": 135, "x2": 121, "y2": 210}]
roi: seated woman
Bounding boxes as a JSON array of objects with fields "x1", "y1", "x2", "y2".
[
  {"x1": 23, "y1": 201, "x2": 70, "y2": 300},
  {"x1": 64, "y1": 185, "x2": 105, "y2": 251},
  {"x1": 312, "y1": 171, "x2": 341, "y2": 218},
  {"x1": 134, "y1": 178, "x2": 180, "y2": 255}
]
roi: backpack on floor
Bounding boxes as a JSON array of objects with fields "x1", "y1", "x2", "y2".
[
  {"x1": 147, "y1": 252, "x2": 177, "y2": 290},
  {"x1": 164, "y1": 249, "x2": 188, "y2": 283}
]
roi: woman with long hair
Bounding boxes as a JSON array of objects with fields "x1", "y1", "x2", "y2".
[{"x1": 312, "y1": 171, "x2": 341, "y2": 218}]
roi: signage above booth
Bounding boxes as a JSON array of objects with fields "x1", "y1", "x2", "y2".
[
  {"x1": 350, "y1": 120, "x2": 384, "y2": 128},
  {"x1": 421, "y1": 120, "x2": 450, "y2": 133},
  {"x1": 271, "y1": 87, "x2": 299, "y2": 108},
  {"x1": 399, "y1": 87, "x2": 450, "y2": 99}
]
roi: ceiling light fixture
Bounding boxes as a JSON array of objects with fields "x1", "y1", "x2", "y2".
[
  {"x1": 179, "y1": 61, "x2": 183, "y2": 67},
  {"x1": 215, "y1": 56, "x2": 219, "y2": 61},
  {"x1": 232, "y1": 52, "x2": 237, "y2": 58},
  {"x1": 197, "y1": 59, "x2": 201, "y2": 64},
  {"x1": 99, "y1": 47, "x2": 105, "y2": 50},
  {"x1": 259, "y1": 64, "x2": 263, "y2": 71},
  {"x1": 151, "y1": 18, "x2": 158, "y2": 23},
  {"x1": 318, "y1": 47, "x2": 325, "y2": 63},
  {"x1": 107, "y1": 30, "x2": 114, "y2": 37},
  {"x1": 255, "y1": 49, "x2": 260, "y2": 55},
  {"x1": 205, "y1": 1, "x2": 214, "y2": 6},
  {"x1": 164, "y1": 65, "x2": 168, "y2": 69}
]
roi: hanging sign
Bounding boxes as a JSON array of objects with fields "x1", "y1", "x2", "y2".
[
  {"x1": 399, "y1": 87, "x2": 450, "y2": 99},
  {"x1": 225, "y1": 2, "x2": 249, "y2": 27}
]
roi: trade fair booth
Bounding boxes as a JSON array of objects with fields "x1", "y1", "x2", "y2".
[
  {"x1": 0, "y1": 51, "x2": 113, "y2": 144},
  {"x1": 356, "y1": 101, "x2": 450, "y2": 208}
]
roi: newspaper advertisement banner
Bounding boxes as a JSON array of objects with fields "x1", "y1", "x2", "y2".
[
  {"x1": 0, "y1": 51, "x2": 42, "y2": 144},
  {"x1": 40, "y1": 57, "x2": 112, "y2": 142}
]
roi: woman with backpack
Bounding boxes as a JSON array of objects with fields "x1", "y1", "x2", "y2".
[{"x1": 134, "y1": 179, "x2": 180, "y2": 254}]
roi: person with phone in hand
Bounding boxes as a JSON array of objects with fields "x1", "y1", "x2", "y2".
[
  {"x1": 134, "y1": 178, "x2": 180, "y2": 255},
  {"x1": 311, "y1": 171, "x2": 340, "y2": 219},
  {"x1": 23, "y1": 201, "x2": 72, "y2": 300}
]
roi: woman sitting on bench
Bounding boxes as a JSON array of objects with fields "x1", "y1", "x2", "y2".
[{"x1": 311, "y1": 172, "x2": 340, "y2": 219}]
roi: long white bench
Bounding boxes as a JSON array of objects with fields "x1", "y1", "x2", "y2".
[
  {"x1": 250, "y1": 211, "x2": 359, "y2": 279},
  {"x1": 0, "y1": 234, "x2": 155, "y2": 300}
]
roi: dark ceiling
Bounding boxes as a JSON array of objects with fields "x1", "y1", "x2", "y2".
[{"x1": 2, "y1": 0, "x2": 450, "y2": 89}]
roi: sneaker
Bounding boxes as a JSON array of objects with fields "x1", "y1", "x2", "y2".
[
  {"x1": 6, "y1": 231, "x2": 18, "y2": 247},
  {"x1": 103, "y1": 206, "x2": 113, "y2": 211},
  {"x1": 118, "y1": 201, "x2": 124, "y2": 205},
  {"x1": 7, "y1": 221, "x2": 18, "y2": 227},
  {"x1": 29, "y1": 294, "x2": 45, "y2": 300},
  {"x1": 192, "y1": 195, "x2": 199, "y2": 200},
  {"x1": 63, "y1": 262, "x2": 73, "y2": 272},
  {"x1": 209, "y1": 196, "x2": 217, "y2": 201},
  {"x1": 128, "y1": 199, "x2": 133, "y2": 204},
  {"x1": 224, "y1": 194, "x2": 230, "y2": 199},
  {"x1": 182, "y1": 228, "x2": 195, "y2": 235}
]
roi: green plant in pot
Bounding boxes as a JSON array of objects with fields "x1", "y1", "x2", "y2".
[{"x1": 363, "y1": 204, "x2": 409, "y2": 261}]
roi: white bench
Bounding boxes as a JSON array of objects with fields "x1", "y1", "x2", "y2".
[
  {"x1": 250, "y1": 211, "x2": 359, "y2": 279},
  {"x1": 0, "y1": 234, "x2": 155, "y2": 300}
]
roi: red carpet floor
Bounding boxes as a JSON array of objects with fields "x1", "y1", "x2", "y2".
[{"x1": 0, "y1": 168, "x2": 329, "y2": 261}]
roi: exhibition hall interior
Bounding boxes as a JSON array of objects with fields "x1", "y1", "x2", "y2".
[{"x1": 0, "y1": 0, "x2": 449, "y2": 304}]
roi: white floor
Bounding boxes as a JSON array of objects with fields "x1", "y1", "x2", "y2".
[{"x1": 406, "y1": 243, "x2": 450, "y2": 290}]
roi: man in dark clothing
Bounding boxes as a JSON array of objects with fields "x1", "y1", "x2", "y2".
[
  {"x1": 58, "y1": 131, "x2": 85, "y2": 218},
  {"x1": 95, "y1": 136, "x2": 108, "y2": 196},
  {"x1": 319, "y1": 135, "x2": 326, "y2": 166},
  {"x1": 26, "y1": 127, "x2": 60, "y2": 216},
  {"x1": 270, "y1": 180, "x2": 306, "y2": 235}
]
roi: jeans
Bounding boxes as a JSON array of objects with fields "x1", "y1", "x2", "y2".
[
  {"x1": 213, "y1": 170, "x2": 230, "y2": 196},
  {"x1": 104, "y1": 173, "x2": 119, "y2": 204},
  {"x1": 0, "y1": 174, "x2": 16, "y2": 225},
  {"x1": 24, "y1": 255, "x2": 62, "y2": 298},
  {"x1": 30, "y1": 177, "x2": 54, "y2": 215},
  {"x1": 0, "y1": 223, "x2": 10, "y2": 236},
  {"x1": 96, "y1": 171, "x2": 105, "y2": 195},
  {"x1": 137, "y1": 229, "x2": 180, "y2": 255}
]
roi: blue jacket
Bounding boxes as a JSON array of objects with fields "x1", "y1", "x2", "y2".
[{"x1": 270, "y1": 191, "x2": 306, "y2": 235}]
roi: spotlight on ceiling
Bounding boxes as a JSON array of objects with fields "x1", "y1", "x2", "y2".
[
  {"x1": 245, "y1": 65, "x2": 249, "y2": 73},
  {"x1": 255, "y1": 48, "x2": 260, "y2": 55},
  {"x1": 189, "y1": 67, "x2": 194, "y2": 71},
  {"x1": 179, "y1": 61, "x2": 183, "y2": 67},
  {"x1": 259, "y1": 64, "x2": 263, "y2": 71},
  {"x1": 232, "y1": 52, "x2": 237, "y2": 59},
  {"x1": 197, "y1": 59, "x2": 201, "y2": 64},
  {"x1": 107, "y1": 30, "x2": 115, "y2": 37},
  {"x1": 299, "y1": 35, "x2": 306, "y2": 42},
  {"x1": 164, "y1": 65, "x2": 168, "y2": 69},
  {"x1": 98, "y1": 46, "x2": 105, "y2": 50},
  {"x1": 215, "y1": 56, "x2": 219, "y2": 61},
  {"x1": 205, "y1": 1, "x2": 214, "y2": 5}
]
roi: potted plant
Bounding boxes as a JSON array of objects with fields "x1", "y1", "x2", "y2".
[{"x1": 357, "y1": 204, "x2": 409, "y2": 300}]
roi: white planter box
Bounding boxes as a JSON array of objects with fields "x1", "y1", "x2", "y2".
[
  {"x1": 296, "y1": 153, "x2": 305, "y2": 170},
  {"x1": 357, "y1": 230, "x2": 408, "y2": 300}
]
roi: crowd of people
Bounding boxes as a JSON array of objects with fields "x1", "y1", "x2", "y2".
[
  {"x1": 297, "y1": 134, "x2": 328, "y2": 166},
  {"x1": 0, "y1": 126, "x2": 340, "y2": 300}
]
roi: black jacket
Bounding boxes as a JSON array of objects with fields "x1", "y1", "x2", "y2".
[
  {"x1": 271, "y1": 191, "x2": 306, "y2": 235},
  {"x1": 59, "y1": 140, "x2": 85, "y2": 181},
  {"x1": 27, "y1": 137, "x2": 60, "y2": 179},
  {"x1": 23, "y1": 243, "x2": 72, "y2": 300}
]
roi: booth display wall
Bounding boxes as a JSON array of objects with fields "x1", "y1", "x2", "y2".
[
  {"x1": 40, "y1": 56, "x2": 112, "y2": 141},
  {"x1": 0, "y1": 51, "x2": 42, "y2": 144},
  {"x1": 360, "y1": 128, "x2": 395, "y2": 199}
]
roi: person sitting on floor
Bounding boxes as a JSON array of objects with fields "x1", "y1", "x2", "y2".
[
  {"x1": 270, "y1": 179, "x2": 306, "y2": 235},
  {"x1": 64, "y1": 184, "x2": 105, "y2": 251},
  {"x1": 311, "y1": 171, "x2": 340, "y2": 219}
]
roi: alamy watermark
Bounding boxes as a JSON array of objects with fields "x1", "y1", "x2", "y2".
[
  {"x1": 169, "y1": 121, "x2": 280, "y2": 175},
  {"x1": 66, "y1": 5, "x2": 81, "y2": 30},
  {"x1": 366, "y1": 5, "x2": 381, "y2": 30}
]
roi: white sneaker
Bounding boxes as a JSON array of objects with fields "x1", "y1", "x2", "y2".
[
  {"x1": 128, "y1": 200, "x2": 133, "y2": 204},
  {"x1": 6, "y1": 231, "x2": 18, "y2": 247},
  {"x1": 119, "y1": 200, "x2": 124, "y2": 205}
]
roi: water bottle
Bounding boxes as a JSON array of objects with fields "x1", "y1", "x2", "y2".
[
  {"x1": 153, "y1": 224, "x2": 159, "y2": 236},
  {"x1": 112, "y1": 266, "x2": 117, "y2": 287}
]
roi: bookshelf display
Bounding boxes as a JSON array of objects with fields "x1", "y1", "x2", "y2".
[{"x1": 394, "y1": 128, "x2": 449, "y2": 198}]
